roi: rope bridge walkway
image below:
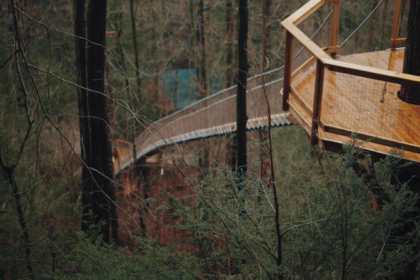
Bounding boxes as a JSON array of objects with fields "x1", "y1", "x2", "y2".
[
  {"x1": 113, "y1": 75, "x2": 293, "y2": 174},
  {"x1": 113, "y1": 0, "x2": 407, "y2": 175}
]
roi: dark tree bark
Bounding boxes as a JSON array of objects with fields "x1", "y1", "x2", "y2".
[
  {"x1": 130, "y1": 0, "x2": 142, "y2": 92},
  {"x1": 73, "y1": 0, "x2": 91, "y2": 240},
  {"x1": 116, "y1": 8, "x2": 129, "y2": 90},
  {"x1": 1, "y1": 168, "x2": 34, "y2": 280},
  {"x1": 1, "y1": 3, "x2": 35, "y2": 278},
  {"x1": 114, "y1": 7, "x2": 146, "y2": 237},
  {"x1": 188, "y1": 0, "x2": 201, "y2": 96},
  {"x1": 399, "y1": 0, "x2": 420, "y2": 104},
  {"x1": 204, "y1": 1, "x2": 210, "y2": 97},
  {"x1": 236, "y1": 0, "x2": 249, "y2": 186},
  {"x1": 76, "y1": 0, "x2": 119, "y2": 244},
  {"x1": 368, "y1": 0, "x2": 378, "y2": 50},
  {"x1": 150, "y1": 0, "x2": 160, "y2": 110},
  {"x1": 392, "y1": 4, "x2": 420, "y2": 276},
  {"x1": 225, "y1": 0, "x2": 234, "y2": 88},
  {"x1": 198, "y1": 0, "x2": 207, "y2": 98},
  {"x1": 262, "y1": 0, "x2": 271, "y2": 70}
]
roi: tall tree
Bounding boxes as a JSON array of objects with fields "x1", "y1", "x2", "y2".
[
  {"x1": 73, "y1": 0, "x2": 91, "y2": 239},
  {"x1": 198, "y1": 0, "x2": 207, "y2": 98},
  {"x1": 130, "y1": 0, "x2": 142, "y2": 92},
  {"x1": 1, "y1": 5, "x2": 35, "y2": 279},
  {"x1": 399, "y1": 0, "x2": 420, "y2": 104},
  {"x1": 236, "y1": 0, "x2": 249, "y2": 185},
  {"x1": 368, "y1": 0, "x2": 378, "y2": 50},
  {"x1": 392, "y1": 4, "x2": 420, "y2": 280},
  {"x1": 75, "y1": 0, "x2": 119, "y2": 244},
  {"x1": 225, "y1": 0, "x2": 234, "y2": 88},
  {"x1": 261, "y1": 0, "x2": 271, "y2": 70}
]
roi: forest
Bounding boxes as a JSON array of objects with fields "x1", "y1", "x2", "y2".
[{"x1": 1, "y1": 0, "x2": 420, "y2": 279}]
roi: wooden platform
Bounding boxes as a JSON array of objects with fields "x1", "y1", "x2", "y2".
[{"x1": 289, "y1": 48, "x2": 420, "y2": 163}]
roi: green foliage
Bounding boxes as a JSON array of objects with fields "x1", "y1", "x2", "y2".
[
  {"x1": 156, "y1": 138, "x2": 420, "y2": 279},
  {"x1": 1, "y1": 0, "x2": 419, "y2": 279},
  {"x1": 46, "y1": 139, "x2": 419, "y2": 279}
]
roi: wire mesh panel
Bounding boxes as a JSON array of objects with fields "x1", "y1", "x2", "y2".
[
  {"x1": 339, "y1": 0, "x2": 398, "y2": 56},
  {"x1": 296, "y1": 3, "x2": 333, "y2": 49},
  {"x1": 288, "y1": 4, "x2": 336, "y2": 117},
  {"x1": 321, "y1": 64, "x2": 420, "y2": 148},
  {"x1": 398, "y1": 0, "x2": 409, "y2": 39}
]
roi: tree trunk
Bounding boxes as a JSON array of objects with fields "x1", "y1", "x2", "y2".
[
  {"x1": 204, "y1": 1, "x2": 211, "y2": 97},
  {"x1": 4, "y1": 2, "x2": 35, "y2": 278},
  {"x1": 150, "y1": 0, "x2": 160, "y2": 113},
  {"x1": 130, "y1": 0, "x2": 142, "y2": 92},
  {"x1": 83, "y1": 0, "x2": 119, "y2": 244},
  {"x1": 198, "y1": 0, "x2": 207, "y2": 99},
  {"x1": 368, "y1": 0, "x2": 378, "y2": 51},
  {"x1": 225, "y1": 0, "x2": 233, "y2": 88},
  {"x1": 5, "y1": 169, "x2": 34, "y2": 280},
  {"x1": 236, "y1": 0, "x2": 249, "y2": 186},
  {"x1": 73, "y1": 0, "x2": 93, "y2": 239},
  {"x1": 116, "y1": 8, "x2": 129, "y2": 90},
  {"x1": 399, "y1": 0, "x2": 420, "y2": 104},
  {"x1": 262, "y1": 0, "x2": 271, "y2": 71}
]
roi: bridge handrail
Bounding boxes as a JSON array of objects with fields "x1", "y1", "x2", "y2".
[{"x1": 281, "y1": 0, "x2": 420, "y2": 151}]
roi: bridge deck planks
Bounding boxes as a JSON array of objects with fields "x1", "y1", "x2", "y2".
[{"x1": 290, "y1": 48, "x2": 420, "y2": 163}]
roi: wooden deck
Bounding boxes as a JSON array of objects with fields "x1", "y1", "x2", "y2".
[{"x1": 289, "y1": 48, "x2": 420, "y2": 163}]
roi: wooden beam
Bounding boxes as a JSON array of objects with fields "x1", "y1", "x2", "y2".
[
  {"x1": 287, "y1": 0, "x2": 325, "y2": 25},
  {"x1": 322, "y1": 124, "x2": 420, "y2": 154},
  {"x1": 331, "y1": 1, "x2": 340, "y2": 57},
  {"x1": 311, "y1": 60, "x2": 325, "y2": 145},
  {"x1": 323, "y1": 45, "x2": 340, "y2": 54},
  {"x1": 288, "y1": 97, "x2": 312, "y2": 135},
  {"x1": 318, "y1": 131, "x2": 420, "y2": 174},
  {"x1": 292, "y1": 56, "x2": 316, "y2": 80},
  {"x1": 391, "y1": 0, "x2": 403, "y2": 50},
  {"x1": 282, "y1": 19, "x2": 331, "y2": 60},
  {"x1": 282, "y1": 31, "x2": 294, "y2": 111},
  {"x1": 291, "y1": 46, "x2": 339, "y2": 81},
  {"x1": 391, "y1": 38, "x2": 407, "y2": 47},
  {"x1": 323, "y1": 58, "x2": 420, "y2": 87},
  {"x1": 290, "y1": 86, "x2": 313, "y2": 117}
]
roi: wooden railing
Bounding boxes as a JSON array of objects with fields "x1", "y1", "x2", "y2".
[{"x1": 281, "y1": 0, "x2": 420, "y2": 152}]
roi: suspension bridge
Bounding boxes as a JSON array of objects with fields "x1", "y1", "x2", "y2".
[{"x1": 113, "y1": 0, "x2": 420, "y2": 176}]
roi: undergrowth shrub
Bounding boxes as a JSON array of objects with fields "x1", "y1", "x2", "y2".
[{"x1": 51, "y1": 139, "x2": 420, "y2": 279}]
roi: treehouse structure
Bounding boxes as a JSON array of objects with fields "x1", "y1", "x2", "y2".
[{"x1": 281, "y1": 0, "x2": 420, "y2": 164}]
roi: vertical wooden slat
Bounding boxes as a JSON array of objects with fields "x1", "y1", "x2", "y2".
[
  {"x1": 311, "y1": 60, "x2": 325, "y2": 145},
  {"x1": 391, "y1": 0, "x2": 403, "y2": 49},
  {"x1": 282, "y1": 31, "x2": 294, "y2": 111},
  {"x1": 331, "y1": 0, "x2": 340, "y2": 57}
]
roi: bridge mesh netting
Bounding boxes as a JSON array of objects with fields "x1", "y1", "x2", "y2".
[
  {"x1": 289, "y1": 0, "x2": 418, "y2": 156},
  {"x1": 321, "y1": 0, "x2": 417, "y2": 151},
  {"x1": 115, "y1": 71, "x2": 286, "y2": 172},
  {"x1": 115, "y1": 0, "x2": 408, "y2": 173}
]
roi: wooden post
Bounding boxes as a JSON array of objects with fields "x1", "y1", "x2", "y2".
[
  {"x1": 391, "y1": 0, "x2": 403, "y2": 50},
  {"x1": 331, "y1": 0, "x2": 340, "y2": 57},
  {"x1": 282, "y1": 31, "x2": 294, "y2": 111},
  {"x1": 311, "y1": 60, "x2": 325, "y2": 146}
]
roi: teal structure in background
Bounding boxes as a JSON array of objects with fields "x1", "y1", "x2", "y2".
[{"x1": 162, "y1": 69, "x2": 225, "y2": 110}]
